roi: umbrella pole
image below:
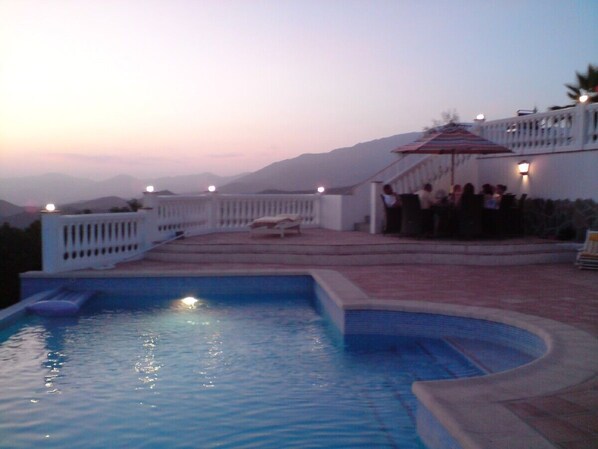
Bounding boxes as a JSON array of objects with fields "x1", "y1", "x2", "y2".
[{"x1": 451, "y1": 153, "x2": 455, "y2": 187}]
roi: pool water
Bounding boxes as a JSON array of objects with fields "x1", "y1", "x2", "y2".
[{"x1": 0, "y1": 291, "x2": 484, "y2": 449}]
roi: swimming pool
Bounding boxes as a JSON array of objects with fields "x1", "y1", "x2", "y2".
[{"x1": 3, "y1": 272, "x2": 555, "y2": 448}]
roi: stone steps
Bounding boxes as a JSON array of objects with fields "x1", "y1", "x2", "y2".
[{"x1": 145, "y1": 239, "x2": 578, "y2": 266}]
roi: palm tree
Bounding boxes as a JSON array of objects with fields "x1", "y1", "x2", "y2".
[
  {"x1": 549, "y1": 64, "x2": 598, "y2": 110},
  {"x1": 565, "y1": 64, "x2": 598, "y2": 104}
]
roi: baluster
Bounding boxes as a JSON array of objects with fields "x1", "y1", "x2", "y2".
[
  {"x1": 82, "y1": 223, "x2": 89, "y2": 258},
  {"x1": 69, "y1": 224, "x2": 77, "y2": 260},
  {"x1": 62, "y1": 224, "x2": 70, "y2": 261},
  {"x1": 242, "y1": 199, "x2": 249, "y2": 226},
  {"x1": 91, "y1": 223, "x2": 98, "y2": 256}
]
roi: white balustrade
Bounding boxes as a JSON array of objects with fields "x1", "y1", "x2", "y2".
[
  {"x1": 153, "y1": 193, "x2": 320, "y2": 237},
  {"x1": 477, "y1": 103, "x2": 598, "y2": 153},
  {"x1": 42, "y1": 212, "x2": 145, "y2": 273},
  {"x1": 215, "y1": 194, "x2": 319, "y2": 230},
  {"x1": 42, "y1": 193, "x2": 322, "y2": 272},
  {"x1": 155, "y1": 195, "x2": 212, "y2": 240}
]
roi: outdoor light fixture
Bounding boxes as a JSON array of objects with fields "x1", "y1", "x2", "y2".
[
  {"x1": 44, "y1": 203, "x2": 57, "y2": 212},
  {"x1": 317, "y1": 186, "x2": 325, "y2": 194},
  {"x1": 208, "y1": 185, "x2": 216, "y2": 193},
  {"x1": 579, "y1": 92, "x2": 589, "y2": 103},
  {"x1": 181, "y1": 296, "x2": 198, "y2": 307},
  {"x1": 475, "y1": 113, "x2": 485, "y2": 121},
  {"x1": 518, "y1": 160, "x2": 530, "y2": 176},
  {"x1": 146, "y1": 185, "x2": 155, "y2": 193}
]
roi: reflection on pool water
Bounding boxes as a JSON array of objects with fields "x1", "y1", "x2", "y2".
[{"x1": 1, "y1": 277, "x2": 544, "y2": 449}]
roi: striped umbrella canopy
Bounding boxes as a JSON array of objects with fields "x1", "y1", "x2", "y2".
[{"x1": 392, "y1": 123, "x2": 512, "y2": 186}]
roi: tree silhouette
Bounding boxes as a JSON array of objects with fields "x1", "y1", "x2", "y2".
[
  {"x1": 127, "y1": 198, "x2": 142, "y2": 212},
  {"x1": 423, "y1": 109, "x2": 460, "y2": 134},
  {"x1": 0, "y1": 221, "x2": 41, "y2": 308}
]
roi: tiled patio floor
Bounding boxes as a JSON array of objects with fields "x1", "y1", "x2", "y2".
[{"x1": 114, "y1": 229, "x2": 598, "y2": 449}]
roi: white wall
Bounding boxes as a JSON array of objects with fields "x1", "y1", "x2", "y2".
[
  {"x1": 342, "y1": 186, "x2": 372, "y2": 231},
  {"x1": 319, "y1": 195, "x2": 345, "y2": 230},
  {"x1": 478, "y1": 150, "x2": 598, "y2": 200},
  {"x1": 319, "y1": 188, "x2": 379, "y2": 232}
]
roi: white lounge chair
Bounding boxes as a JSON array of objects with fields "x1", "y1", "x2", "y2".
[
  {"x1": 249, "y1": 214, "x2": 302, "y2": 238},
  {"x1": 576, "y1": 230, "x2": 598, "y2": 270}
]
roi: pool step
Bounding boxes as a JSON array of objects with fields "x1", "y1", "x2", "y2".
[
  {"x1": 145, "y1": 239, "x2": 578, "y2": 266},
  {"x1": 26, "y1": 289, "x2": 97, "y2": 317}
]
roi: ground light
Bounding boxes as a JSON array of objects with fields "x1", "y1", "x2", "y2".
[{"x1": 181, "y1": 296, "x2": 199, "y2": 307}]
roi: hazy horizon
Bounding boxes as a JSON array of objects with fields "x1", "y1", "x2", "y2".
[{"x1": 1, "y1": 1, "x2": 597, "y2": 180}]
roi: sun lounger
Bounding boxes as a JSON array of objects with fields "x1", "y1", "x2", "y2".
[
  {"x1": 576, "y1": 230, "x2": 598, "y2": 270},
  {"x1": 249, "y1": 214, "x2": 302, "y2": 238}
]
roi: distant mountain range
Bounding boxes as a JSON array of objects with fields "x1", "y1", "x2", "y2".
[
  {"x1": 0, "y1": 172, "x2": 244, "y2": 206},
  {"x1": 0, "y1": 131, "x2": 421, "y2": 228},
  {"x1": 0, "y1": 199, "x2": 41, "y2": 229},
  {"x1": 219, "y1": 132, "x2": 420, "y2": 193}
]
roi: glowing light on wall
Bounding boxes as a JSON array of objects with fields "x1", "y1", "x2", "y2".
[{"x1": 518, "y1": 160, "x2": 530, "y2": 176}]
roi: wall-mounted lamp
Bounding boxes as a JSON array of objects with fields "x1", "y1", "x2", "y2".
[
  {"x1": 208, "y1": 185, "x2": 216, "y2": 193},
  {"x1": 44, "y1": 203, "x2": 57, "y2": 213},
  {"x1": 316, "y1": 186, "x2": 325, "y2": 194},
  {"x1": 145, "y1": 185, "x2": 155, "y2": 193},
  {"x1": 518, "y1": 160, "x2": 530, "y2": 176}
]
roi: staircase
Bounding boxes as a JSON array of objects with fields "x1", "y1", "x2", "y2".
[{"x1": 144, "y1": 236, "x2": 577, "y2": 266}]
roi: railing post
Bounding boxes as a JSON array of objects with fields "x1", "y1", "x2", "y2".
[
  {"x1": 41, "y1": 211, "x2": 63, "y2": 273},
  {"x1": 142, "y1": 190, "x2": 158, "y2": 209},
  {"x1": 369, "y1": 181, "x2": 382, "y2": 234},
  {"x1": 576, "y1": 102, "x2": 588, "y2": 150},
  {"x1": 315, "y1": 193, "x2": 322, "y2": 226},
  {"x1": 209, "y1": 193, "x2": 219, "y2": 232},
  {"x1": 140, "y1": 191, "x2": 160, "y2": 248}
]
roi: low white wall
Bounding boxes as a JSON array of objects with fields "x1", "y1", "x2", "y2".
[
  {"x1": 319, "y1": 195, "x2": 344, "y2": 230},
  {"x1": 478, "y1": 150, "x2": 598, "y2": 200},
  {"x1": 342, "y1": 187, "x2": 371, "y2": 231},
  {"x1": 320, "y1": 191, "x2": 372, "y2": 232}
]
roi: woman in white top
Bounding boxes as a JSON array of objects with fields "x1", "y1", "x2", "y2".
[{"x1": 382, "y1": 184, "x2": 401, "y2": 208}]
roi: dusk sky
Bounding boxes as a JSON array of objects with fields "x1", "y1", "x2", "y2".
[{"x1": 1, "y1": 0, "x2": 597, "y2": 180}]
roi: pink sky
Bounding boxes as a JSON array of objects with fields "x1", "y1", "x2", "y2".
[{"x1": 1, "y1": 0, "x2": 597, "y2": 180}]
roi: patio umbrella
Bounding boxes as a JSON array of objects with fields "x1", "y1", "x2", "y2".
[{"x1": 392, "y1": 123, "x2": 513, "y2": 186}]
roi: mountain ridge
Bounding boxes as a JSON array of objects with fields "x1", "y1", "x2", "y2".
[
  {"x1": 0, "y1": 130, "x2": 421, "y2": 206},
  {"x1": 0, "y1": 172, "x2": 245, "y2": 206}
]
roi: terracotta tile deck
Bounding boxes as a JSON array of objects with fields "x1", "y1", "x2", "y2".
[{"x1": 114, "y1": 229, "x2": 598, "y2": 448}]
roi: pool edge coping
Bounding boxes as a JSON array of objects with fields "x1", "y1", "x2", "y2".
[
  {"x1": 16, "y1": 268, "x2": 598, "y2": 449},
  {"x1": 311, "y1": 268, "x2": 598, "y2": 449}
]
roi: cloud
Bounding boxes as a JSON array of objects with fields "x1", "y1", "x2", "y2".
[
  {"x1": 48, "y1": 152, "x2": 184, "y2": 166},
  {"x1": 206, "y1": 152, "x2": 242, "y2": 159}
]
